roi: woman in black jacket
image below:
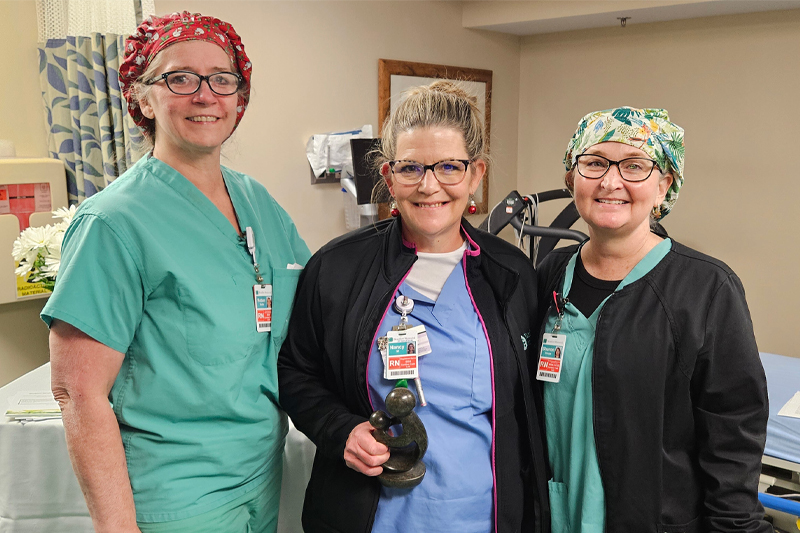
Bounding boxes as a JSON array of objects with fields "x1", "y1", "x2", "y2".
[
  {"x1": 536, "y1": 107, "x2": 770, "y2": 533},
  {"x1": 278, "y1": 81, "x2": 549, "y2": 533}
]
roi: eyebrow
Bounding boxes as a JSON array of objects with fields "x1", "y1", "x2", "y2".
[
  {"x1": 584, "y1": 146, "x2": 648, "y2": 158},
  {"x1": 167, "y1": 66, "x2": 234, "y2": 73}
]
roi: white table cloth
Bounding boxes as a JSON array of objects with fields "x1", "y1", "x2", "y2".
[{"x1": 0, "y1": 363, "x2": 315, "y2": 532}]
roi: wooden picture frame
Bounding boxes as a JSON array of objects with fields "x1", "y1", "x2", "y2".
[{"x1": 378, "y1": 59, "x2": 493, "y2": 215}]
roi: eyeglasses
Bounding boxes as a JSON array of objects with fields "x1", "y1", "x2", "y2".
[
  {"x1": 145, "y1": 70, "x2": 242, "y2": 96},
  {"x1": 575, "y1": 154, "x2": 660, "y2": 182},
  {"x1": 388, "y1": 159, "x2": 472, "y2": 185}
]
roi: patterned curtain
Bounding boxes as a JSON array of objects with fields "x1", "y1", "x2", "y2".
[{"x1": 38, "y1": 34, "x2": 146, "y2": 205}]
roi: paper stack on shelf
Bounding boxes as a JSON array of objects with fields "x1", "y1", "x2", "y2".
[{"x1": 5, "y1": 390, "x2": 61, "y2": 421}]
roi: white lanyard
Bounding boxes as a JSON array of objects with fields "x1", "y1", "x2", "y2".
[{"x1": 246, "y1": 227, "x2": 271, "y2": 333}]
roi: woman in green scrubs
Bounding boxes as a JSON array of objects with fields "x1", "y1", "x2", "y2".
[
  {"x1": 42, "y1": 12, "x2": 310, "y2": 533},
  {"x1": 536, "y1": 107, "x2": 770, "y2": 532}
]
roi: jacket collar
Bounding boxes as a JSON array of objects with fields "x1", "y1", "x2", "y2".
[
  {"x1": 381, "y1": 217, "x2": 418, "y2": 282},
  {"x1": 462, "y1": 220, "x2": 519, "y2": 306},
  {"x1": 383, "y1": 217, "x2": 519, "y2": 306}
]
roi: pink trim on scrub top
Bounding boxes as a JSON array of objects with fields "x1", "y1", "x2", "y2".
[{"x1": 459, "y1": 234, "x2": 498, "y2": 533}]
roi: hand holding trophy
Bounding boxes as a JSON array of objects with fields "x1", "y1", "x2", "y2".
[{"x1": 369, "y1": 384, "x2": 428, "y2": 489}]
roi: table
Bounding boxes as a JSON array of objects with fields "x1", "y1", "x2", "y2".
[{"x1": 0, "y1": 363, "x2": 316, "y2": 532}]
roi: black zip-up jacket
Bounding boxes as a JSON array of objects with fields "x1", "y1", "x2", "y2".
[
  {"x1": 278, "y1": 218, "x2": 550, "y2": 533},
  {"x1": 537, "y1": 241, "x2": 771, "y2": 533}
]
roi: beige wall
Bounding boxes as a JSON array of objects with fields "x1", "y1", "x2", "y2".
[
  {"x1": 0, "y1": 0, "x2": 522, "y2": 385},
  {"x1": 3, "y1": 2, "x2": 798, "y2": 386},
  {"x1": 0, "y1": 0, "x2": 47, "y2": 158},
  {"x1": 0, "y1": 1, "x2": 51, "y2": 387},
  {"x1": 519, "y1": 9, "x2": 800, "y2": 358},
  {"x1": 162, "y1": 0, "x2": 522, "y2": 253}
]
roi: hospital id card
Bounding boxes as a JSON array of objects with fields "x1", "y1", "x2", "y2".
[
  {"x1": 404, "y1": 325, "x2": 431, "y2": 356},
  {"x1": 253, "y1": 284, "x2": 272, "y2": 333},
  {"x1": 537, "y1": 333, "x2": 565, "y2": 383},
  {"x1": 384, "y1": 330, "x2": 419, "y2": 380}
]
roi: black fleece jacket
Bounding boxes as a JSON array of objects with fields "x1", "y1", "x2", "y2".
[
  {"x1": 537, "y1": 241, "x2": 771, "y2": 533},
  {"x1": 278, "y1": 218, "x2": 550, "y2": 533}
]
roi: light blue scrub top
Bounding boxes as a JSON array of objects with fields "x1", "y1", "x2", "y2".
[
  {"x1": 544, "y1": 239, "x2": 671, "y2": 533},
  {"x1": 41, "y1": 155, "x2": 311, "y2": 523},
  {"x1": 368, "y1": 258, "x2": 494, "y2": 533}
]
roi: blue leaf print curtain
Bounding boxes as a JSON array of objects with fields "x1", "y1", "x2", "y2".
[{"x1": 38, "y1": 34, "x2": 145, "y2": 205}]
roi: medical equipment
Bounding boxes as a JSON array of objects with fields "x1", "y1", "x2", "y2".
[
  {"x1": 760, "y1": 352, "x2": 800, "y2": 532},
  {"x1": 480, "y1": 189, "x2": 587, "y2": 265}
]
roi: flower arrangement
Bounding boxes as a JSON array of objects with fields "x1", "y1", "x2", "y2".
[{"x1": 11, "y1": 205, "x2": 77, "y2": 292}]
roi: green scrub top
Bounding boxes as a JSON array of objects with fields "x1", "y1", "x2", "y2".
[
  {"x1": 544, "y1": 239, "x2": 671, "y2": 533},
  {"x1": 41, "y1": 155, "x2": 311, "y2": 523}
]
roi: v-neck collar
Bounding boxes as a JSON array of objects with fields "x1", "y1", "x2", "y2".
[
  {"x1": 563, "y1": 238, "x2": 672, "y2": 297},
  {"x1": 144, "y1": 156, "x2": 246, "y2": 245},
  {"x1": 398, "y1": 257, "x2": 466, "y2": 328},
  {"x1": 562, "y1": 238, "x2": 672, "y2": 325}
]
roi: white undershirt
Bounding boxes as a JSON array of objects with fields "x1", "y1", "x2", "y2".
[{"x1": 405, "y1": 241, "x2": 468, "y2": 301}]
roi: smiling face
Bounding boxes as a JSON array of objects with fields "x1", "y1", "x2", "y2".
[
  {"x1": 139, "y1": 40, "x2": 238, "y2": 161},
  {"x1": 385, "y1": 126, "x2": 485, "y2": 253},
  {"x1": 573, "y1": 142, "x2": 673, "y2": 240}
]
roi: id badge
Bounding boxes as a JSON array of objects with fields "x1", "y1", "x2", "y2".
[
  {"x1": 253, "y1": 284, "x2": 272, "y2": 333},
  {"x1": 384, "y1": 330, "x2": 419, "y2": 380},
  {"x1": 537, "y1": 333, "x2": 565, "y2": 382},
  {"x1": 405, "y1": 325, "x2": 431, "y2": 356}
]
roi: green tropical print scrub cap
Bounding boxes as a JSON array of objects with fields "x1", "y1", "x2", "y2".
[{"x1": 563, "y1": 107, "x2": 685, "y2": 220}]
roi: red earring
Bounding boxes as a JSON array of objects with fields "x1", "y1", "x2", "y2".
[
  {"x1": 390, "y1": 199, "x2": 400, "y2": 217},
  {"x1": 467, "y1": 195, "x2": 477, "y2": 214}
]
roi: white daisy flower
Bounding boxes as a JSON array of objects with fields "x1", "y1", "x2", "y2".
[
  {"x1": 15, "y1": 261, "x2": 34, "y2": 280},
  {"x1": 17, "y1": 225, "x2": 57, "y2": 253},
  {"x1": 11, "y1": 208, "x2": 76, "y2": 287},
  {"x1": 42, "y1": 250, "x2": 62, "y2": 277},
  {"x1": 52, "y1": 205, "x2": 77, "y2": 224}
]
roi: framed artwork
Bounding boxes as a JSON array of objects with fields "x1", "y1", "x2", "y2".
[{"x1": 378, "y1": 59, "x2": 493, "y2": 215}]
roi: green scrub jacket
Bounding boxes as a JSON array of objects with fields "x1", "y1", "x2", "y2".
[{"x1": 42, "y1": 155, "x2": 311, "y2": 523}]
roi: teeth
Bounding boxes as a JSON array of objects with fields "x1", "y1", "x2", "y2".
[
  {"x1": 417, "y1": 203, "x2": 444, "y2": 208},
  {"x1": 597, "y1": 199, "x2": 626, "y2": 204},
  {"x1": 188, "y1": 116, "x2": 218, "y2": 122}
]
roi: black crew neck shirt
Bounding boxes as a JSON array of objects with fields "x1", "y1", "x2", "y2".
[{"x1": 568, "y1": 252, "x2": 621, "y2": 317}]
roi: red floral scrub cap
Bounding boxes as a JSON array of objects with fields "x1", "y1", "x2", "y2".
[{"x1": 119, "y1": 11, "x2": 252, "y2": 134}]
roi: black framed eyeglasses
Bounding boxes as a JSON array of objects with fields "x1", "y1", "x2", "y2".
[
  {"x1": 388, "y1": 159, "x2": 472, "y2": 185},
  {"x1": 145, "y1": 70, "x2": 242, "y2": 96},
  {"x1": 575, "y1": 154, "x2": 660, "y2": 182}
]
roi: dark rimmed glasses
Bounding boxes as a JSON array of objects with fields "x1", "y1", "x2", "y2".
[
  {"x1": 389, "y1": 159, "x2": 472, "y2": 185},
  {"x1": 576, "y1": 154, "x2": 660, "y2": 182},
  {"x1": 145, "y1": 70, "x2": 242, "y2": 96}
]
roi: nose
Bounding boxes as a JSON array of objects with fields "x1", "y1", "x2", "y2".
[
  {"x1": 600, "y1": 162, "x2": 624, "y2": 189},
  {"x1": 192, "y1": 79, "x2": 217, "y2": 102},
  {"x1": 417, "y1": 167, "x2": 440, "y2": 193}
]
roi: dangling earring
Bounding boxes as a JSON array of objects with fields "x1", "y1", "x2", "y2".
[
  {"x1": 467, "y1": 195, "x2": 477, "y2": 215},
  {"x1": 652, "y1": 205, "x2": 662, "y2": 219},
  {"x1": 390, "y1": 199, "x2": 400, "y2": 217}
]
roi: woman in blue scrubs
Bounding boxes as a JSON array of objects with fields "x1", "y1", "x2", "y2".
[
  {"x1": 278, "y1": 81, "x2": 550, "y2": 533},
  {"x1": 537, "y1": 107, "x2": 770, "y2": 532},
  {"x1": 43, "y1": 12, "x2": 310, "y2": 533}
]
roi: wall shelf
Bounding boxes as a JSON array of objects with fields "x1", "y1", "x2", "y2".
[{"x1": 0, "y1": 158, "x2": 68, "y2": 305}]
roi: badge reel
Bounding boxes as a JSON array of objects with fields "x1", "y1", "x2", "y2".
[
  {"x1": 537, "y1": 291, "x2": 566, "y2": 383},
  {"x1": 246, "y1": 227, "x2": 272, "y2": 333},
  {"x1": 377, "y1": 295, "x2": 431, "y2": 406}
]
